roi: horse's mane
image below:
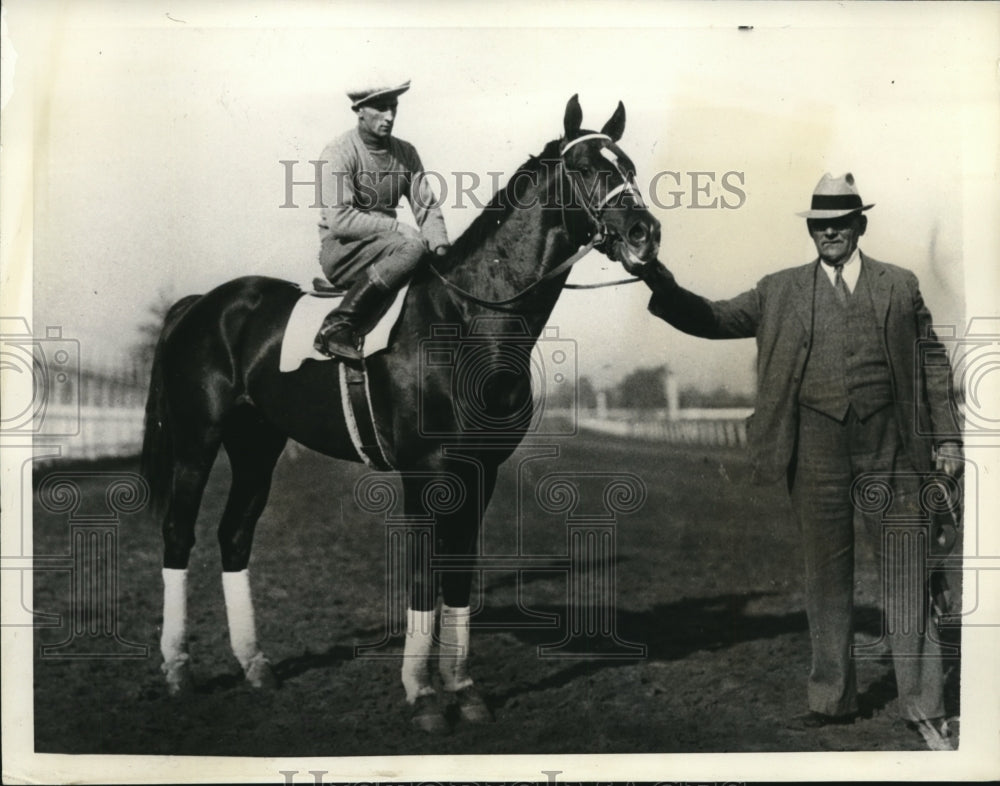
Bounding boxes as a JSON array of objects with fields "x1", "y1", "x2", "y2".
[{"x1": 441, "y1": 138, "x2": 563, "y2": 264}]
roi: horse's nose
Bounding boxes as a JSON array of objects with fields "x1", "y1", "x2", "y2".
[
  {"x1": 627, "y1": 218, "x2": 660, "y2": 248},
  {"x1": 628, "y1": 222, "x2": 648, "y2": 245}
]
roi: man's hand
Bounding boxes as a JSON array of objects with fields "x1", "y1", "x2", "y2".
[
  {"x1": 610, "y1": 242, "x2": 651, "y2": 276},
  {"x1": 935, "y1": 441, "x2": 964, "y2": 478}
]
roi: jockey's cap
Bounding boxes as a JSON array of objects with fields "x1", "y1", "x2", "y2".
[{"x1": 348, "y1": 80, "x2": 411, "y2": 111}]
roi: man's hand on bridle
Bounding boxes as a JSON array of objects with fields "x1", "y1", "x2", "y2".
[{"x1": 614, "y1": 243, "x2": 656, "y2": 278}]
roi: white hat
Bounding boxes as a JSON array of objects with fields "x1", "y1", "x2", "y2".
[{"x1": 797, "y1": 172, "x2": 875, "y2": 219}]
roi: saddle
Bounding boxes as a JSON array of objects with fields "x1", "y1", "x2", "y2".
[
  {"x1": 278, "y1": 280, "x2": 409, "y2": 473},
  {"x1": 278, "y1": 281, "x2": 409, "y2": 373},
  {"x1": 310, "y1": 277, "x2": 346, "y2": 296}
]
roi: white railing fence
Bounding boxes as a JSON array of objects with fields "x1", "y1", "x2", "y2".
[
  {"x1": 30, "y1": 361, "x2": 148, "y2": 462},
  {"x1": 568, "y1": 407, "x2": 753, "y2": 448}
]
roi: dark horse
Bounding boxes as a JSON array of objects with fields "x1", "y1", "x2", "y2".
[{"x1": 142, "y1": 95, "x2": 661, "y2": 732}]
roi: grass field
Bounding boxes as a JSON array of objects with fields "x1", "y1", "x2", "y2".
[{"x1": 31, "y1": 432, "x2": 960, "y2": 756}]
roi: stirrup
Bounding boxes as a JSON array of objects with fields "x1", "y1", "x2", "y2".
[{"x1": 314, "y1": 326, "x2": 362, "y2": 361}]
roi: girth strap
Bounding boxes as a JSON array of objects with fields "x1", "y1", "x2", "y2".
[{"x1": 338, "y1": 361, "x2": 393, "y2": 471}]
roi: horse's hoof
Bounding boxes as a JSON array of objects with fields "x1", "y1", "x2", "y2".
[
  {"x1": 161, "y1": 653, "x2": 194, "y2": 696},
  {"x1": 244, "y1": 652, "x2": 278, "y2": 689},
  {"x1": 453, "y1": 685, "x2": 494, "y2": 724},
  {"x1": 409, "y1": 693, "x2": 449, "y2": 734}
]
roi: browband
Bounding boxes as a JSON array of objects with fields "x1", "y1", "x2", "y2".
[{"x1": 560, "y1": 133, "x2": 612, "y2": 155}]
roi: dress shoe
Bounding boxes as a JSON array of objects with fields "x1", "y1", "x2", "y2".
[{"x1": 907, "y1": 716, "x2": 956, "y2": 751}]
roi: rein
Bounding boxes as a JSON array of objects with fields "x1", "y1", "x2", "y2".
[
  {"x1": 564, "y1": 276, "x2": 642, "y2": 290},
  {"x1": 427, "y1": 134, "x2": 643, "y2": 310},
  {"x1": 427, "y1": 239, "x2": 623, "y2": 310}
]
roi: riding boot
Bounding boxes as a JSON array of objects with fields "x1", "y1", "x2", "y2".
[{"x1": 314, "y1": 274, "x2": 393, "y2": 362}]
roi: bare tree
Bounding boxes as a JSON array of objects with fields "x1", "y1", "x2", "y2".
[{"x1": 131, "y1": 290, "x2": 177, "y2": 374}]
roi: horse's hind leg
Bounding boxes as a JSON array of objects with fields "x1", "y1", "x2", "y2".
[
  {"x1": 217, "y1": 404, "x2": 287, "y2": 688},
  {"x1": 161, "y1": 423, "x2": 224, "y2": 694}
]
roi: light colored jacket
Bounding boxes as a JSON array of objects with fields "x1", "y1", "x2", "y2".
[{"x1": 318, "y1": 128, "x2": 449, "y2": 251}]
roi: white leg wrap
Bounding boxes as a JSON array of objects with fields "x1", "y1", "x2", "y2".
[
  {"x1": 401, "y1": 607, "x2": 436, "y2": 703},
  {"x1": 438, "y1": 604, "x2": 474, "y2": 692},
  {"x1": 160, "y1": 568, "x2": 188, "y2": 663},
  {"x1": 222, "y1": 569, "x2": 261, "y2": 669}
]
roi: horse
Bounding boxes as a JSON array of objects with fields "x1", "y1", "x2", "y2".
[{"x1": 141, "y1": 94, "x2": 661, "y2": 733}]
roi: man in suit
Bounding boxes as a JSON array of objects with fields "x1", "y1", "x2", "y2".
[{"x1": 626, "y1": 172, "x2": 963, "y2": 748}]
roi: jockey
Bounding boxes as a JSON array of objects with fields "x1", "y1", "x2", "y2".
[{"x1": 314, "y1": 79, "x2": 451, "y2": 361}]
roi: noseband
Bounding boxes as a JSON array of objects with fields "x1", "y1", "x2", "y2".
[{"x1": 558, "y1": 133, "x2": 647, "y2": 251}]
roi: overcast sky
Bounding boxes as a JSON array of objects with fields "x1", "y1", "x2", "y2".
[{"x1": 5, "y1": 1, "x2": 999, "y2": 392}]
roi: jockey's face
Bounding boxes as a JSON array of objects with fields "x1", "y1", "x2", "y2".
[{"x1": 356, "y1": 98, "x2": 398, "y2": 140}]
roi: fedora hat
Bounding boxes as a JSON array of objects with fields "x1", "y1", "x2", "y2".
[
  {"x1": 347, "y1": 80, "x2": 411, "y2": 110},
  {"x1": 797, "y1": 172, "x2": 874, "y2": 219}
]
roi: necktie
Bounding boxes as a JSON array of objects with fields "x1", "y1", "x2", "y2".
[{"x1": 834, "y1": 264, "x2": 850, "y2": 306}]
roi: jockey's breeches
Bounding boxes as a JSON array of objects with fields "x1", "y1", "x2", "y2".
[{"x1": 319, "y1": 231, "x2": 426, "y2": 290}]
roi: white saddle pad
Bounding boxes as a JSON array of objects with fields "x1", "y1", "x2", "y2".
[{"x1": 279, "y1": 284, "x2": 409, "y2": 372}]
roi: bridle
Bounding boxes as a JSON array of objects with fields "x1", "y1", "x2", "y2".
[
  {"x1": 427, "y1": 133, "x2": 646, "y2": 309},
  {"x1": 557, "y1": 132, "x2": 646, "y2": 251}
]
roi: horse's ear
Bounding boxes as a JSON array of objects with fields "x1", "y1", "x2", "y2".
[
  {"x1": 601, "y1": 101, "x2": 626, "y2": 142},
  {"x1": 564, "y1": 94, "x2": 583, "y2": 139}
]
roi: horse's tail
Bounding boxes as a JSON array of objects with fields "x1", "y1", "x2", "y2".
[{"x1": 141, "y1": 295, "x2": 200, "y2": 519}]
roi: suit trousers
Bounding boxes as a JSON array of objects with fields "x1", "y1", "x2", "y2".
[
  {"x1": 790, "y1": 404, "x2": 945, "y2": 721},
  {"x1": 320, "y1": 231, "x2": 426, "y2": 290}
]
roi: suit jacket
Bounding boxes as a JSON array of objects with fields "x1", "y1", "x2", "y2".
[{"x1": 643, "y1": 253, "x2": 962, "y2": 485}]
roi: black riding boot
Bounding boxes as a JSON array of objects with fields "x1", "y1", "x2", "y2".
[{"x1": 314, "y1": 275, "x2": 392, "y2": 362}]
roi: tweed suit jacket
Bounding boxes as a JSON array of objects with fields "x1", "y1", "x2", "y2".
[{"x1": 643, "y1": 253, "x2": 962, "y2": 485}]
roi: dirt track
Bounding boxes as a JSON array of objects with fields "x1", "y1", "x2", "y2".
[{"x1": 32, "y1": 432, "x2": 960, "y2": 757}]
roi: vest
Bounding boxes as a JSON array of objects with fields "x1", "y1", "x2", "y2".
[{"x1": 798, "y1": 264, "x2": 894, "y2": 421}]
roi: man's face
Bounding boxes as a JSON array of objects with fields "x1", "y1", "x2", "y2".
[
  {"x1": 356, "y1": 98, "x2": 398, "y2": 139},
  {"x1": 807, "y1": 213, "x2": 867, "y2": 266}
]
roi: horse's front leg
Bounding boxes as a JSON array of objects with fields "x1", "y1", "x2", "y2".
[
  {"x1": 399, "y1": 462, "x2": 497, "y2": 731},
  {"x1": 436, "y1": 460, "x2": 497, "y2": 724},
  {"x1": 400, "y1": 473, "x2": 446, "y2": 733}
]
